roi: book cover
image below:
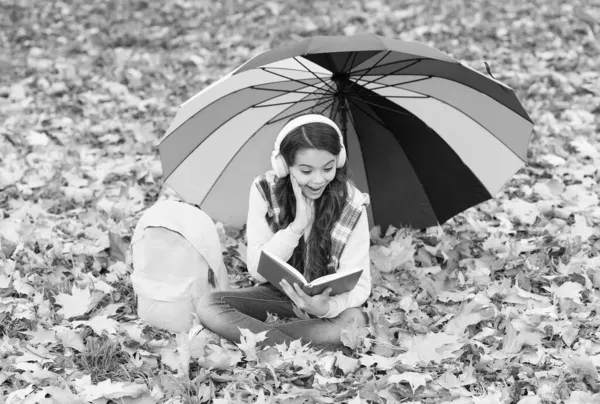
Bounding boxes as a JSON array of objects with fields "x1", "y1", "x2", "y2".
[{"x1": 257, "y1": 250, "x2": 363, "y2": 297}]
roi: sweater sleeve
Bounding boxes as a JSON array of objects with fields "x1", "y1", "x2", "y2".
[
  {"x1": 246, "y1": 181, "x2": 303, "y2": 283},
  {"x1": 318, "y1": 206, "x2": 371, "y2": 318}
]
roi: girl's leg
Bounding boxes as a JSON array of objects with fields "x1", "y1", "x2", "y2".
[
  {"x1": 195, "y1": 285, "x2": 299, "y2": 345},
  {"x1": 273, "y1": 307, "x2": 369, "y2": 348}
]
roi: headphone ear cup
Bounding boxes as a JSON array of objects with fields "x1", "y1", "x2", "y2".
[
  {"x1": 271, "y1": 153, "x2": 289, "y2": 177},
  {"x1": 337, "y1": 145, "x2": 347, "y2": 168}
]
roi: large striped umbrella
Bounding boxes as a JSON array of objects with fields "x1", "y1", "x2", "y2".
[{"x1": 158, "y1": 34, "x2": 533, "y2": 230}]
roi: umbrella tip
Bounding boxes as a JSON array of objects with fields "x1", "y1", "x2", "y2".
[{"x1": 483, "y1": 61, "x2": 496, "y2": 80}]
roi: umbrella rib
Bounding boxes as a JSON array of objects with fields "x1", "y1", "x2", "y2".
[
  {"x1": 345, "y1": 51, "x2": 392, "y2": 93},
  {"x1": 253, "y1": 93, "x2": 336, "y2": 108},
  {"x1": 292, "y1": 57, "x2": 337, "y2": 92},
  {"x1": 331, "y1": 98, "x2": 340, "y2": 123},
  {"x1": 260, "y1": 68, "x2": 334, "y2": 93},
  {"x1": 354, "y1": 75, "x2": 432, "y2": 91},
  {"x1": 344, "y1": 96, "x2": 390, "y2": 129},
  {"x1": 262, "y1": 66, "x2": 329, "y2": 75},
  {"x1": 345, "y1": 94, "x2": 416, "y2": 118},
  {"x1": 350, "y1": 60, "x2": 425, "y2": 90},
  {"x1": 267, "y1": 97, "x2": 337, "y2": 125},
  {"x1": 341, "y1": 51, "x2": 358, "y2": 73},
  {"x1": 250, "y1": 86, "x2": 333, "y2": 96},
  {"x1": 355, "y1": 94, "x2": 429, "y2": 99},
  {"x1": 350, "y1": 57, "x2": 423, "y2": 75}
]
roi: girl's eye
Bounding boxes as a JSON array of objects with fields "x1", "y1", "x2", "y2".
[
  {"x1": 301, "y1": 171, "x2": 311, "y2": 174},
  {"x1": 324, "y1": 167, "x2": 333, "y2": 172}
]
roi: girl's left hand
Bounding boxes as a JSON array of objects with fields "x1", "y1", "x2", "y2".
[{"x1": 280, "y1": 279, "x2": 331, "y2": 318}]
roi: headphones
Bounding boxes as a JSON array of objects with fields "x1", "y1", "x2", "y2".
[{"x1": 270, "y1": 114, "x2": 347, "y2": 178}]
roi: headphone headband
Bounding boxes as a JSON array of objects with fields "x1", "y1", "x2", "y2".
[
  {"x1": 270, "y1": 114, "x2": 346, "y2": 177},
  {"x1": 272, "y1": 114, "x2": 342, "y2": 154}
]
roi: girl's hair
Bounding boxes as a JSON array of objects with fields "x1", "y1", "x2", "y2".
[{"x1": 272, "y1": 122, "x2": 350, "y2": 282}]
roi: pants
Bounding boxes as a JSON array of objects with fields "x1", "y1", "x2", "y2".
[{"x1": 196, "y1": 284, "x2": 368, "y2": 348}]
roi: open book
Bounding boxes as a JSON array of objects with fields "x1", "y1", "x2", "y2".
[{"x1": 257, "y1": 250, "x2": 363, "y2": 296}]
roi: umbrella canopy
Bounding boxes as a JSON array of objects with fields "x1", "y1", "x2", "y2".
[{"x1": 158, "y1": 34, "x2": 533, "y2": 230}]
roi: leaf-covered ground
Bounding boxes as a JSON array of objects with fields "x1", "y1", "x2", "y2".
[{"x1": 1, "y1": 0, "x2": 600, "y2": 403}]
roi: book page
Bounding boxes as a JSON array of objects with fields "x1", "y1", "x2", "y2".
[
  {"x1": 308, "y1": 267, "x2": 363, "y2": 287},
  {"x1": 263, "y1": 250, "x2": 307, "y2": 285}
]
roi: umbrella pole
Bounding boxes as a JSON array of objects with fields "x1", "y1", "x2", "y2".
[
  {"x1": 332, "y1": 72, "x2": 349, "y2": 144},
  {"x1": 340, "y1": 103, "x2": 347, "y2": 141},
  {"x1": 338, "y1": 89, "x2": 348, "y2": 144}
]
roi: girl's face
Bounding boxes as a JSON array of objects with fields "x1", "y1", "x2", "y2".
[{"x1": 289, "y1": 148, "x2": 337, "y2": 200}]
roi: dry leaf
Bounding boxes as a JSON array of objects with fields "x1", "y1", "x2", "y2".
[{"x1": 54, "y1": 286, "x2": 94, "y2": 319}]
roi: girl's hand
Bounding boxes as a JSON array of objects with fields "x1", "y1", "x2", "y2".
[
  {"x1": 280, "y1": 279, "x2": 331, "y2": 317},
  {"x1": 290, "y1": 175, "x2": 314, "y2": 234}
]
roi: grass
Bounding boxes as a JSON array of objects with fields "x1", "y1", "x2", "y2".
[{"x1": 74, "y1": 335, "x2": 133, "y2": 384}]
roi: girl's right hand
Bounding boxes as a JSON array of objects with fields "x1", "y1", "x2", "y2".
[{"x1": 290, "y1": 175, "x2": 313, "y2": 234}]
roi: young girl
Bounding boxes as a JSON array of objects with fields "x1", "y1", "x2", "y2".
[{"x1": 197, "y1": 114, "x2": 371, "y2": 348}]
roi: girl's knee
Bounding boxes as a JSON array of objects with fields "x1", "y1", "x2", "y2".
[
  {"x1": 339, "y1": 307, "x2": 368, "y2": 327},
  {"x1": 196, "y1": 290, "x2": 225, "y2": 306}
]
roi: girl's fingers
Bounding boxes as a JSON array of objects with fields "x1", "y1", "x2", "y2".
[
  {"x1": 280, "y1": 280, "x2": 300, "y2": 303},
  {"x1": 293, "y1": 283, "x2": 309, "y2": 299},
  {"x1": 291, "y1": 176, "x2": 302, "y2": 199}
]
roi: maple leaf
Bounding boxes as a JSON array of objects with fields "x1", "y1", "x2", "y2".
[
  {"x1": 237, "y1": 327, "x2": 269, "y2": 361},
  {"x1": 74, "y1": 375, "x2": 150, "y2": 401},
  {"x1": 565, "y1": 391, "x2": 600, "y2": 404},
  {"x1": 436, "y1": 365, "x2": 478, "y2": 390},
  {"x1": 54, "y1": 326, "x2": 85, "y2": 352},
  {"x1": 549, "y1": 281, "x2": 584, "y2": 302},
  {"x1": 503, "y1": 199, "x2": 539, "y2": 225},
  {"x1": 334, "y1": 351, "x2": 359, "y2": 375},
  {"x1": 388, "y1": 371, "x2": 432, "y2": 393},
  {"x1": 197, "y1": 343, "x2": 242, "y2": 370},
  {"x1": 438, "y1": 289, "x2": 476, "y2": 303},
  {"x1": 15, "y1": 362, "x2": 59, "y2": 383},
  {"x1": 73, "y1": 315, "x2": 119, "y2": 336},
  {"x1": 54, "y1": 285, "x2": 94, "y2": 319},
  {"x1": 158, "y1": 346, "x2": 189, "y2": 375},
  {"x1": 409, "y1": 332, "x2": 464, "y2": 365},
  {"x1": 445, "y1": 296, "x2": 496, "y2": 335},
  {"x1": 19, "y1": 385, "x2": 81, "y2": 404},
  {"x1": 359, "y1": 353, "x2": 398, "y2": 370},
  {"x1": 501, "y1": 321, "x2": 543, "y2": 354},
  {"x1": 22, "y1": 324, "x2": 57, "y2": 345},
  {"x1": 369, "y1": 233, "x2": 416, "y2": 273},
  {"x1": 13, "y1": 271, "x2": 35, "y2": 296},
  {"x1": 340, "y1": 317, "x2": 370, "y2": 350}
]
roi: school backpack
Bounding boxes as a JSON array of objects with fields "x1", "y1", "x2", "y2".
[{"x1": 129, "y1": 200, "x2": 229, "y2": 332}]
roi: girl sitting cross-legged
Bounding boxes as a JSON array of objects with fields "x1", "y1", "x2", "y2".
[{"x1": 196, "y1": 114, "x2": 371, "y2": 348}]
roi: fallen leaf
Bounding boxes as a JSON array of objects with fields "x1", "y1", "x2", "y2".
[
  {"x1": 359, "y1": 353, "x2": 398, "y2": 370},
  {"x1": 445, "y1": 299, "x2": 495, "y2": 335},
  {"x1": 237, "y1": 328, "x2": 269, "y2": 361},
  {"x1": 21, "y1": 385, "x2": 81, "y2": 404},
  {"x1": 388, "y1": 371, "x2": 432, "y2": 393},
  {"x1": 54, "y1": 326, "x2": 85, "y2": 352},
  {"x1": 334, "y1": 351, "x2": 359, "y2": 375},
  {"x1": 22, "y1": 325, "x2": 57, "y2": 345},
  {"x1": 74, "y1": 375, "x2": 149, "y2": 401},
  {"x1": 549, "y1": 281, "x2": 584, "y2": 302},
  {"x1": 72, "y1": 315, "x2": 119, "y2": 335},
  {"x1": 54, "y1": 286, "x2": 94, "y2": 319}
]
